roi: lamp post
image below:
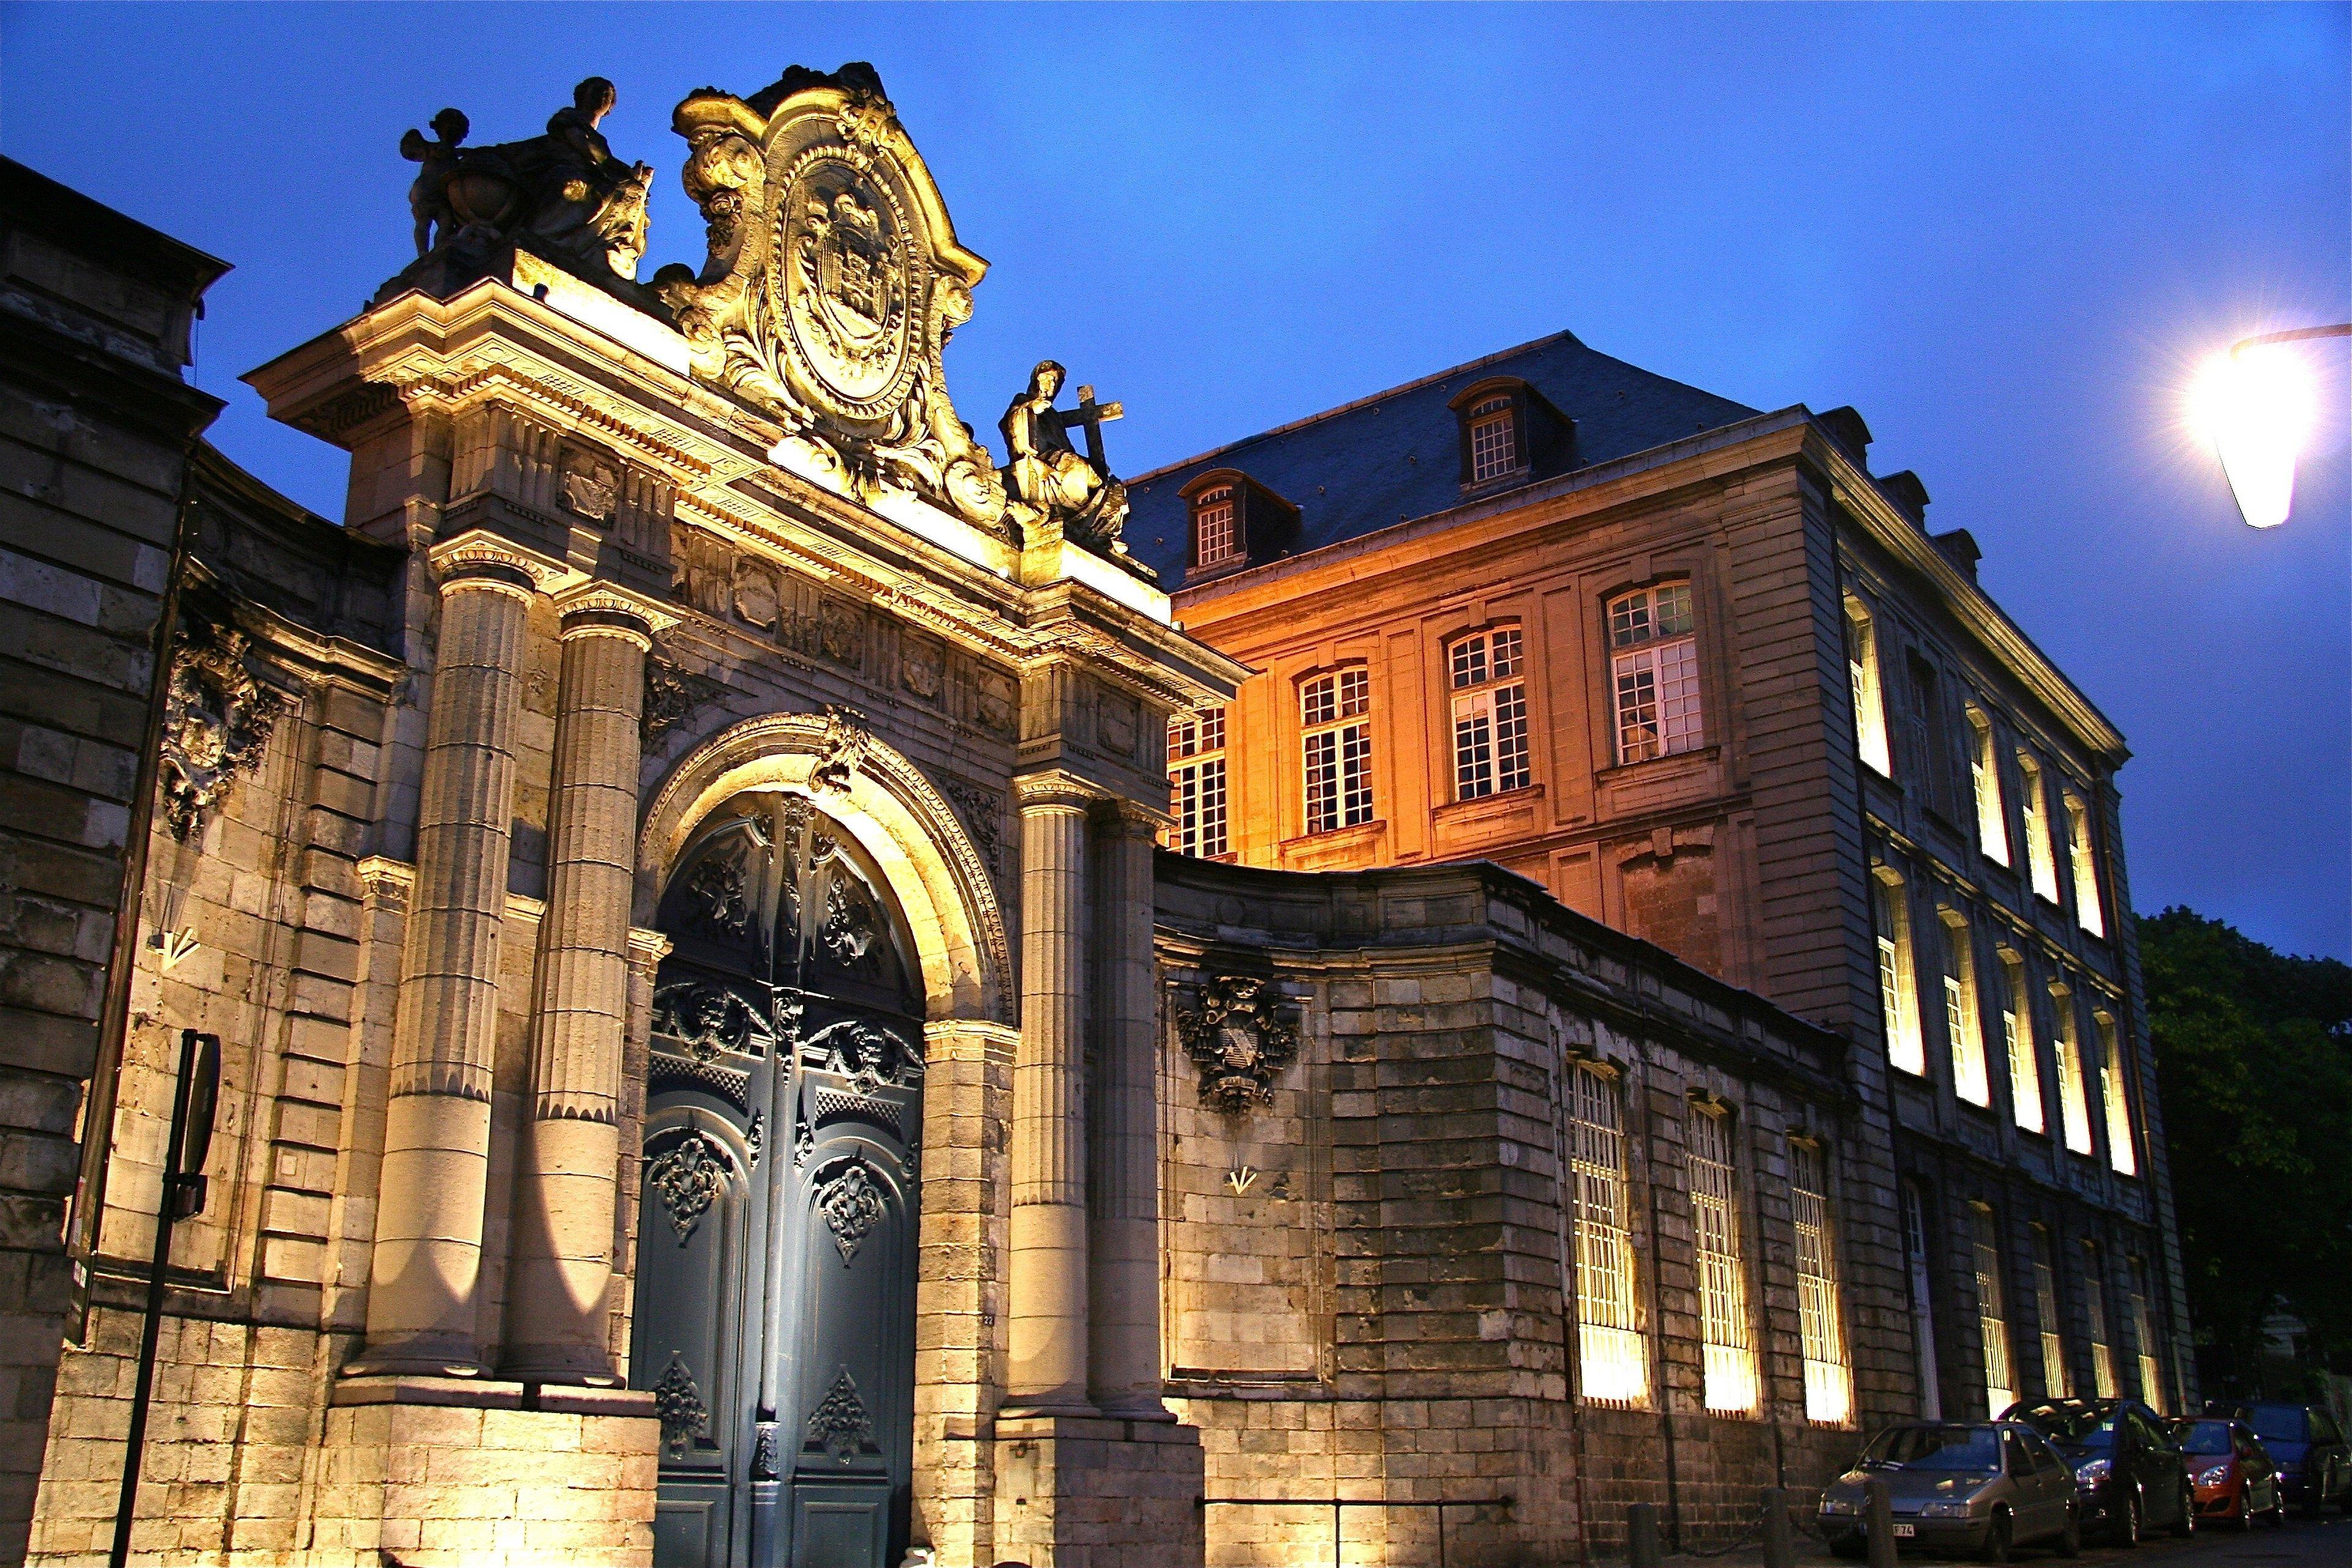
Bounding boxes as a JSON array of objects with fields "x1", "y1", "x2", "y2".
[{"x1": 2193, "y1": 323, "x2": 2350, "y2": 529}]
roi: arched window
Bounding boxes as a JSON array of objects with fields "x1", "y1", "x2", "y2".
[
  {"x1": 1468, "y1": 393, "x2": 1518, "y2": 482},
  {"x1": 1192, "y1": 484, "x2": 1236, "y2": 567},
  {"x1": 1300, "y1": 667, "x2": 1373, "y2": 834},
  {"x1": 1447, "y1": 625, "x2": 1530, "y2": 799},
  {"x1": 1608, "y1": 582, "x2": 1703, "y2": 763}
]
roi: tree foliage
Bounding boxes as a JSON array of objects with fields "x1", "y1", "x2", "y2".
[{"x1": 2140, "y1": 907, "x2": 2352, "y2": 1393}]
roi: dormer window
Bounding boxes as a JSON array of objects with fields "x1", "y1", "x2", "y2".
[
  {"x1": 1194, "y1": 485, "x2": 1237, "y2": 567},
  {"x1": 1182, "y1": 470, "x2": 1298, "y2": 579},
  {"x1": 1449, "y1": 377, "x2": 1572, "y2": 489},
  {"x1": 1469, "y1": 394, "x2": 1518, "y2": 483}
]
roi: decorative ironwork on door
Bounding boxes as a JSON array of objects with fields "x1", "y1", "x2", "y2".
[{"x1": 631, "y1": 794, "x2": 924, "y2": 1568}]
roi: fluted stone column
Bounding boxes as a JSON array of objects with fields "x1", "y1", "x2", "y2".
[
  {"x1": 504, "y1": 586, "x2": 669, "y2": 1382},
  {"x1": 355, "y1": 532, "x2": 554, "y2": 1376},
  {"x1": 1006, "y1": 774, "x2": 1095, "y2": 1413},
  {"x1": 1089, "y1": 801, "x2": 1171, "y2": 1417}
]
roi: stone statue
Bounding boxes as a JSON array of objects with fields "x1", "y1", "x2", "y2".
[
  {"x1": 385, "y1": 77, "x2": 654, "y2": 298},
  {"x1": 999, "y1": 361, "x2": 1131, "y2": 556}
]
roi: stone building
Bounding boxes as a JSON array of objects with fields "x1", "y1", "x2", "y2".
[{"x1": 3, "y1": 57, "x2": 2188, "y2": 1568}]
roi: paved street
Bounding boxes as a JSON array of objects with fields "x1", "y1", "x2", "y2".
[{"x1": 1652, "y1": 1512, "x2": 2352, "y2": 1568}]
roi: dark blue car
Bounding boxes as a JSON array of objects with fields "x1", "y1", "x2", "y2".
[{"x1": 2203, "y1": 1401, "x2": 2351, "y2": 1516}]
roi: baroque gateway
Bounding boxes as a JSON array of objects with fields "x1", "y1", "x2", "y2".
[{"x1": 0, "y1": 62, "x2": 2189, "y2": 1568}]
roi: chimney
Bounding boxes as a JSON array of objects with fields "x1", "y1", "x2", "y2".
[
  {"x1": 1932, "y1": 527, "x2": 1982, "y2": 584},
  {"x1": 1815, "y1": 405, "x2": 1873, "y2": 466},
  {"x1": 1878, "y1": 470, "x2": 1930, "y2": 530}
]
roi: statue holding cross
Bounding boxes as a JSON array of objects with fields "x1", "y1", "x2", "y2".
[{"x1": 999, "y1": 360, "x2": 1134, "y2": 557}]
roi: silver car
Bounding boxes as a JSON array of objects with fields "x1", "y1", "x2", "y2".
[{"x1": 1819, "y1": 1422, "x2": 2084, "y2": 1562}]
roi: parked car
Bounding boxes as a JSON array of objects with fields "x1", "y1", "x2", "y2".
[
  {"x1": 1818, "y1": 1422, "x2": 2082, "y2": 1561},
  {"x1": 2001, "y1": 1397, "x2": 2194, "y2": 1545},
  {"x1": 2203, "y1": 1400, "x2": 2352, "y2": 1515},
  {"x1": 2173, "y1": 1417, "x2": 2285, "y2": 1529}
]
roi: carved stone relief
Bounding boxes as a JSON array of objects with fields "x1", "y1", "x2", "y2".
[
  {"x1": 940, "y1": 778, "x2": 1004, "y2": 879},
  {"x1": 1096, "y1": 685, "x2": 1139, "y2": 759},
  {"x1": 159, "y1": 619, "x2": 290, "y2": 842},
  {"x1": 731, "y1": 558, "x2": 782, "y2": 631},
  {"x1": 810, "y1": 704, "x2": 871, "y2": 796},
  {"x1": 973, "y1": 665, "x2": 1016, "y2": 739},
  {"x1": 900, "y1": 633, "x2": 943, "y2": 701},
  {"x1": 1175, "y1": 974, "x2": 1302, "y2": 1114},
  {"x1": 560, "y1": 445, "x2": 620, "y2": 523},
  {"x1": 641, "y1": 656, "x2": 726, "y2": 750}
]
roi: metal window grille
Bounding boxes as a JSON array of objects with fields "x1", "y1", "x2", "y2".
[
  {"x1": 1975, "y1": 1228, "x2": 2015, "y2": 1415},
  {"x1": 1690, "y1": 1109, "x2": 1756, "y2": 1413},
  {"x1": 1194, "y1": 487, "x2": 1236, "y2": 565},
  {"x1": 2033, "y1": 1230, "x2": 2069, "y2": 1398},
  {"x1": 2084, "y1": 1246, "x2": 2119, "y2": 1399},
  {"x1": 1569, "y1": 1066, "x2": 1645, "y2": 1405},
  {"x1": 2128, "y1": 1261, "x2": 2163, "y2": 1412},
  {"x1": 1791, "y1": 1143, "x2": 1851, "y2": 1423}
]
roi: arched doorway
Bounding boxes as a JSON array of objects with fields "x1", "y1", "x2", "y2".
[{"x1": 631, "y1": 791, "x2": 925, "y2": 1568}]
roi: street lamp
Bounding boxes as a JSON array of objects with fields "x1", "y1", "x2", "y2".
[{"x1": 2191, "y1": 323, "x2": 2350, "y2": 529}]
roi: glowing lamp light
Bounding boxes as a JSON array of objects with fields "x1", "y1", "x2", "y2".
[{"x1": 2192, "y1": 344, "x2": 2316, "y2": 529}]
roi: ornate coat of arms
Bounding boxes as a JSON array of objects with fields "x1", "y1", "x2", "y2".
[{"x1": 1175, "y1": 974, "x2": 1301, "y2": 1114}]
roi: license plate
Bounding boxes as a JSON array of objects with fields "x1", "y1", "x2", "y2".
[{"x1": 1893, "y1": 1524, "x2": 1917, "y2": 1538}]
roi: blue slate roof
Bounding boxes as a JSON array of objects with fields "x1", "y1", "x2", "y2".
[{"x1": 1125, "y1": 328, "x2": 1760, "y2": 584}]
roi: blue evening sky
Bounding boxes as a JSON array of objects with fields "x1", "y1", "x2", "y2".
[{"x1": 4, "y1": 2, "x2": 2345, "y2": 957}]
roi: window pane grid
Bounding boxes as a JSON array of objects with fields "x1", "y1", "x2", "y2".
[
  {"x1": 1970, "y1": 712, "x2": 2010, "y2": 865},
  {"x1": 1877, "y1": 878, "x2": 1926, "y2": 1076},
  {"x1": 1470, "y1": 398, "x2": 1517, "y2": 482},
  {"x1": 1302, "y1": 673, "x2": 1373, "y2": 834},
  {"x1": 2084, "y1": 1251, "x2": 2118, "y2": 1399},
  {"x1": 1945, "y1": 922, "x2": 1989, "y2": 1107},
  {"x1": 1453, "y1": 693, "x2": 1495, "y2": 799},
  {"x1": 1691, "y1": 1111, "x2": 1756, "y2": 1413},
  {"x1": 1792, "y1": 1144, "x2": 1851, "y2": 1424},
  {"x1": 2055, "y1": 1003, "x2": 2094, "y2": 1155},
  {"x1": 2067, "y1": 798, "x2": 2106, "y2": 937},
  {"x1": 1195, "y1": 487, "x2": 1235, "y2": 565},
  {"x1": 1570, "y1": 1068, "x2": 1645, "y2": 1406},
  {"x1": 2129, "y1": 1262, "x2": 2163, "y2": 1412},
  {"x1": 2003, "y1": 960, "x2": 2045, "y2": 1134},
  {"x1": 2021, "y1": 758, "x2": 2062, "y2": 902},
  {"x1": 2098, "y1": 1018, "x2": 2137, "y2": 1176},
  {"x1": 1850, "y1": 601, "x2": 1893, "y2": 776},
  {"x1": 1975, "y1": 1231, "x2": 2015, "y2": 1415},
  {"x1": 2033, "y1": 1232, "x2": 2069, "y2": 1398}
]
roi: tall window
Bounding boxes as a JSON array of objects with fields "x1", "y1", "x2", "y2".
[
  {"x1": 1690, "y1": 1107, "x2": 1756, "y2": 1413},
  {"x1": 1875, "y1": 871, "x2": 1926, "y2": 1076},
  {"x1": 1902, "y1": 1183, "x2": 1942, "y2": 1420},
  {"x1": 1300, "y1": 668, "x2": 1373, "y2": 834},
  {"x1": 2065, "y1": 794, "x2": 2106, "y2": 938},
  {"x1": 2053, "y1": 989, "x2": 2094, "y2": 1156},
  {"x1": 1193, "y1": 484, "x2": 1237, "y2": 567},
  {"x1": 1790, "y1": 1141, "x2": 1852, "y2": 1424},
  {"x1": 2128, "y1": 1258, "x2": 2163, "y2": 1413},
  {"x1": 1569, "y1": 1065, "x2": 1645, "y2": 1404},
  {"x1": 1967, "y1": 707, "x2": 2010, "y2": 865},
  {"x1": 2097, "y1": 1014, "x2": 2138, "y2": 1177},
  {"x1": 2019, "y1": 754, "x2": 2062, "y2": 903},
  {"x1": 2002, "y1": 954, "x2": 2045, "y2": 1134},
  {"x1": 1942, "y1": 912, "x2": 1990, "y2": 1107},
  {"x1": 1450, "y1": 627, "x2": 1530, "y2": 799},
  {"x1": 1609, "y1": 582, "x2": 1703, "y2": 763},
  {"x1": 1167, "y1": 707, "x2": 1228, "y2": 858},
  {"x1": 1972, "y1": 1213, "x2": 2016, "y2": 1416},
  {"x1": 2083, "y1": 1243, "x2": 2119, "y2": 1398},
  {"x1": 1468, "y1": 393, "x2": 1518, "y2": 482},
  {"x1": 1847, "y1": 597, "x2": 1893, "y2": 777},
  {"x1": 2032, "y1": 1226, "x2": 2069, "y2": 1398}
]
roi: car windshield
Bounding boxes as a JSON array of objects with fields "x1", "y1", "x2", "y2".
[
  {"x1": 2177, "y1": 1422, "x2": 2234, "y2": 1456},
  {"x1": 2245, "y1": 1406, "x2": 2308, "y2": 1444},
  {"x1": 1862, "y1": 1426, "x2": 2002, "y2": 1472},
  {"x1": 2019, "y1": 1406, "x2": 2116, "y2": 1448}
]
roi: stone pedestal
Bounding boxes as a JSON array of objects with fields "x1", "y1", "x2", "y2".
[{"x1": 992, "y1": 1414, "x2": 1205, "y2": 1568}]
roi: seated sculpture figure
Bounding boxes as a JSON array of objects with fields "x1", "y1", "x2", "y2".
[{"x1": 999, "y1": 360, "x2": 1132, "y2": 557}]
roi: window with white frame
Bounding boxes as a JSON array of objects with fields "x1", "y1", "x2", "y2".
[
  {"x1": 1450, "y1": 627, "x2": 1531, "y2": 799},
  {"x1": 2052, "y1": 989, "x2": 2094, "y2": 1156},
  {"x1": 1967, "y1": 707, "x2": 2010, "y2": 866},
  {"x1": 2065, "y1": 794, "x2": 2106, "y2": 938},
  {"x1": 1790, "y1": 1140, "x2": 1852, "y2": 1423},
  {"x1": 1300, "y1": 668, "x2": 1373, "y2": 835},
  {"x1": 1847, "y1": 597, "x2": 1893, "y2": 777},
  {"x1": 1569, "y1": 1064, "x2": 1646, "y2": 1404},
  {"x1": 1193, "y1": 484, "x2": 1237, "y2": 567},
  {"x1": 1609, "y1": 582, "x2": 1703, "y2": 763},
  {"x1": 2032, "y1": 1226, "x2": 2070, "y2": 1398},
  {"x1": 1875, "y1": 871, "x2": 1927, "y2": 1076},
  {"x1": 1167, "y1": 707, "x2": 1228, "y2": 858},
  {"x1": 2083, "y1": 1243, "x2": 2119, "y2": 1398},
  {"x1": 2128, "y1": 1258, "x2": 2163, "y2": 1413},
  {"x1": 1973, "y1": 1212, "x2": 2016, "y2": 1415},
  {"x1": 2019, "y1": 754, "x2": 2062, "y2": 903},
  {"x1": 1468, "y1": 394, "x2": 1519, "y2": 483},
  {"x1": 1942, "y1": 911, "x2": 1991, "y2": 1107},
  {"x1": 2097, "y1": 1014, "x2": 2137, "y2": 1177},
  {"x1": 2001, "y1": 954, "x2": 2045, "y2": 1134},
  {"x1": 1690, "y1": 1107, "x2": 1757, "y2": 1414}
]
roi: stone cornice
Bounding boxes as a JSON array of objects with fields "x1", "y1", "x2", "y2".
[
  {"x1": 428, "y1": 528, "x2": 571, "y2": 595},
  {"x1": 1012, "y1": 770, "x2": 1101, "y2": 813},
  {"x1": 552, "y1": 582, "x2": 679, "y2": 644}
]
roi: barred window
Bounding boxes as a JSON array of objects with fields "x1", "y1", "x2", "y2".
[
  {"x1": 1875, "y1": 871, "x2": 1926, "y2": 1076},
  {"x1": 2097, "y1": 1014, "x2": 2137, "y2": 1177},
  {"x1": 2032, "y1": 1226, "x2": 2070, "y2": 1398},
  {"x1": 1469, "y1": 394, "x2": 1518, "y2": 482},
  {"x1": 2002, "y1": 955, "x2": 2045, "y2": 1134},
  {"x1": 2083, "y1": 1243, "x2": 2119, "y2": 1399},
  {"x1": 1847, "y1": 597, "x2": 1893, "y2": 777},
  {"x1": 1610, "y1": 582, "x2": 1703, "y2": 763},
  {"x1": 2052, "y1": 989, "x2": 2094, "y2": 1156},
  {"x1": 1690, "y1": 1108, "x2": 1756, "y2": 1414},
  {"x1": 1968, "y1": 707, "x2": 2010, "y2": 866},
  {"x1": 2128, "y1": 1258, "x2": 2163, "y2": 1413},
  {"x1": 2019, "y1": 754, "x2": 2062, "y2": 903},
  {"x1": 1973, "y1": 1213, "x2": 2016, "y2": 1416},
  {"x1": 1942, "y1": 912, "x2": 1991, "y2": 1107},
  {"x1": 1301, "y1": 668, "x2": 1373, "y2": 834},
  {"x1": 1569, "y1": 1065, "x2": 1645, "y2": 1405},
  {"x1": 2066, "y1": 794, "x2": 2106, "y2": 938},
  {"x1": 1790, "y1": 1141, "x2": 1851, "y2": 1424},
  {"x1": 1193, "y1": 485, "x2": 1237, "y2": 567},
  {"x1": 1167, "y1": 707, "x2": 1228, "y2": 858},
  {"x1": 1449, "y1": 626, "x2": 1530, "y2": 799}
]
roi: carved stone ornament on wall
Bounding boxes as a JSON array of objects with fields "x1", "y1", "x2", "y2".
[
  {"x1": 641, "y1": 655, "x2": 726, "y2": 750},
  {"x1": 1175, "y1": 974, "x2": 1302, "y2": 1114},
  {"x1": 804, "y1": 1366, "x2": 875, "y2": 1461},
  {"x1": 652, "y1": 63, "x2": 1010, "y2": 531},
  {"x1": 159, "y1": 619, "x2": 290, "y2": 843},
  {"x1": 810, "y1": 704, "x2": 871, "y2": 796},
  {"x1": 814, "y1": 1158, "x2": 889, "y2": 1263},
  {"x1": 900, "y1": 633, "x2": 943, "y2": 701},
  {"x1": 807, "y1": 1019, "x2": 924, "y2": 1092},
  {"x1": 940, "y1": 778, "x2": 1004, "y2": 879},
  {"x1": 653, "y1": 982, "x2": 760, "y2": 1061},
  {"x1": 647, "y1": 1131, "x2": 726, "y2": 1240},
  {"x1": 653, "y1": 1357, "x2": 709, "y2": 1455},
  {"x1": 559, "y1": 445, "x2": 620, "y2": 522}
]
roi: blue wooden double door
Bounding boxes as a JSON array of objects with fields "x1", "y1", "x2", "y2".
[{"x1": 630, "y1": 794, "x2": 924, "y2": 1568}]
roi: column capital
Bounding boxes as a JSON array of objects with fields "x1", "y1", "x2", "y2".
[
  {"x1": 1099, "y1": 796, "x2": 1174, "y2": 836},
  {"x1": 429, "y1": 528, "x2": 569, "y2": 598},
  {"x1": 552, "y1": 581, "x2": 679, "y2": 647},
  {"x1": 626, "y1": 925, "x2": 673, "y2": 974},
  {"x1": 357, "y1": 854, "x2": 416, "y2": 907},
  {"x1": 1014, "y1": 769, "x2": 1101, "y2": 815}
]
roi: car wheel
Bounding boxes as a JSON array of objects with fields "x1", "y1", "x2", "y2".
[
  {"x1": 1980, "y1": 1509, "x2": 2012, "y2": 1564},
  {"x1": 2173, "y1": 1480, "x2": 2196, "y2": 1537},
  {"x1": 2114, "y1": 1488, "x2": 2141, "y2": 1547},
  {"x1": 2057, "y1": 1502, "x2": 2082, "y2": 1558}
]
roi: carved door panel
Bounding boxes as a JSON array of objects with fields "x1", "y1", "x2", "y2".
[{"x1": 633, "y1": 797, "x2": 923, "y2": 1568}]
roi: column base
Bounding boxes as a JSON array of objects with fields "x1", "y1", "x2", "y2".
[
  {"x1": 993, "y1": 1412, "x2": 1205, "y2": 1568},
  {"x1": 309, "y1": 1376, "x2": 659, "y2": 1566}
]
